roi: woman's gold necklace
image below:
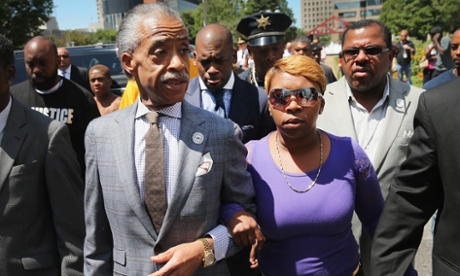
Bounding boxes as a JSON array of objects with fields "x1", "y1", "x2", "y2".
[{"x1": 275, "y1": 130, "x2": 323, "y2": 193}]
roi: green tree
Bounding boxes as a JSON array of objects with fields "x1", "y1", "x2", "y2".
[
  {"x1": 0, "y1": 0, "x2": 53, "y2": 49},
  {"x1": 92, "y1": 29, "x2": 118, "y2": 44},
  {"x1": 380, "y1": 0, "x2": 460, "y2": 40},
  {"x1": 181, "y1": 0, "x2": 295, "y2": 46},
  {"x1": 181, "y1": 0, "x2": 244, "y2": 46},
  {"x1": 242, "y1": 0, "x2": 294, "y2": 24}
]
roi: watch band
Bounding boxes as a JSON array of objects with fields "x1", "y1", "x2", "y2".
[
  {"x1": 199, "y1": 238, "x2": 212, "y2": 252},
  {"x1": 198, "y1": 238, "x2": 215, "y2": 268}
]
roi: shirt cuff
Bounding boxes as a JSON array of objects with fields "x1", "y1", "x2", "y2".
[{"x1": 206, "y1": 224, "x2": 232, "y2": 262}]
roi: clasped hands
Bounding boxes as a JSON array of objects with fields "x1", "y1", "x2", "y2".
[
  {"x1": 226, "y1": 210, "x2": 265, "y2": 269},
  {"x1": 147, "y1": 210, "x2": 264, "y2": 275}
]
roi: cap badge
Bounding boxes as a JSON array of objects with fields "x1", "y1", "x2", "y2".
[{"x1": 256, "y1": 15, "x2": 271, "y2": 29}]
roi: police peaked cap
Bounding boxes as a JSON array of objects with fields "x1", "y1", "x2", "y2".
[{"x1": 237, "y1": 11, "x2": 292, "y2": 47}]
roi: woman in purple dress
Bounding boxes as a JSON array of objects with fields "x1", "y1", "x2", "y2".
[{"x1": 246, "y1": 55, "x2": 384, "y2": 275}]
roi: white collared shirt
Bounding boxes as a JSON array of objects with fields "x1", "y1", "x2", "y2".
[
  {"x1": 199, "y1": 72, "x2": 234, "y2": 118},
  {"x1": 58, "y1": 65, "x2": 72, "y2": 80},
  {"x1": 0, "y1": 96, "x2": 12, "y2": 144},
  {"x1": 347, "y1": 75, "x2": 390, "y2": 163}
]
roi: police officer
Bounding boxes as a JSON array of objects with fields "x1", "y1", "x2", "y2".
[{"x1": 237, "y1": 11, "x2": 292, "y2": 89}]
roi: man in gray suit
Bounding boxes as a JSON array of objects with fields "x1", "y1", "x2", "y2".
[
  {"x1": 316, "y1": 20, "x2": 424, "y2": 274},
  {"x1": 83, "y1": 3, "x2": 257, "y2": 275},
  {"x1": 0, "y1": 34, "x2": 85, "y2": 275}
]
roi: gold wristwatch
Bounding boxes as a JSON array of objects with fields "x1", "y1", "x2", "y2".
[{"x1": 198, "y1": 238, "x2": 215, "y2": 268}]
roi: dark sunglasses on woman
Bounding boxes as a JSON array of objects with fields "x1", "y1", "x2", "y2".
[{"x1": 269, "y1": 87, "x2": 323, "y2": 110}]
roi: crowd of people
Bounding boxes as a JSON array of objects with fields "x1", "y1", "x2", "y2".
[{"x1": 1, "y1": 1, "x2": 460, "y2": 275}]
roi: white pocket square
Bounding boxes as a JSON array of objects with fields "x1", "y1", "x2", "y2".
[{"x1": 196, "y1": 152, "x2": 213, "y2": 177}]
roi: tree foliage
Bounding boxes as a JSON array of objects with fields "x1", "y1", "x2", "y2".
[
  {"x1": 0, "y1": 0, "x2": 53, "y2": 48},
  {"x1": 380, "y1": 0, "x2": 460, "y2": 40},
  {"x1": 243, "y1": 0, "x2": 294, "y2": 22},
  {"x1": 180, "y1": 0, "x2": 295, "y2": 46}
]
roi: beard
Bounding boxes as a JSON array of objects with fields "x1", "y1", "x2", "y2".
[{"x1": 30, "y1": 70, "x2": 59, "y2": 91}]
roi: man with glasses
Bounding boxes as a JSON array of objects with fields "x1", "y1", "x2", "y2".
[
  {"x1": 316, "y1": 19, "x2": 424, "y2": 275},
  {"x1": 57, "y1": 47, "x2": 90, "y2": 91}
]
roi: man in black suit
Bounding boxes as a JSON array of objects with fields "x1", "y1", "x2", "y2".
[
  {"x1": 371, "y1": 77, "x2": 460, "y2": 275},
  {"x1": 57, "y1": 47, "x2": 90, "y2": 91},
  {"x1": 185, "y1": 24, "x2": 274, "y2": 144}
]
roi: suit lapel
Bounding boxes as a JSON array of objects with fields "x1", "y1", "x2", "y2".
[
  {"x1": 228, "y1": 77, "x2": 251, "y2": 125},
  {"x1": 372, "y1": 79, "x2": 409, "y2": 168},
  {"x1": 159, "y1": 101, "x2": 208, "y2": 239},
  {"x1": 184, "y1": 77, "x2": 201, "y2": 107},
  {"x1": 111, "y1": 103, "x2": 157, "y2": 239},
  {"x1": 0, "y1": 99, "x2": 26, "y2": 194},
  {"x1": 322, "y1": 79, "x2": 357, "y2": 140}
]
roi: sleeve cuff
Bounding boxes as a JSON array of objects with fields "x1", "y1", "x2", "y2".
[{"x1": 206, "y1": 224, "x2": 232, "y2": 261}]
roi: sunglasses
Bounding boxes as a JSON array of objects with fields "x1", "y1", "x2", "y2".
[
  {"x1": 58, "y1": 55, "x2": 70, "y2": 59},
  {"x1": 341, "y1": 46, "x2": 390, "y2": 62},
  {"x1": 269, "y1": 87, "x2": 322, "y2": 110}
]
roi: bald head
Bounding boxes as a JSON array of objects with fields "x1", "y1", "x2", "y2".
[
  {"x1": 194, "y1": 24, "x2": 234, "y2": 92},
  {"x1": 25, "y1": 36, "x2": 58, "y2": 58},
  {"x1": 196, "y1": 24, "x2": 233, "y2": 46},
  {"x1": 24, "y1": 36, "x2": 59, "y2": 90}
]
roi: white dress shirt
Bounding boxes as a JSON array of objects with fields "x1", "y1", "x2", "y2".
[
  {"x1": 58, "y1": 65, "x2": 72, "y2": 80},
  {"x1": 199, "y1": 72, "x2": 234, "y2": 118},
  {"x1": 347, "y1": 76, "x2": 390, "y2": 163}
]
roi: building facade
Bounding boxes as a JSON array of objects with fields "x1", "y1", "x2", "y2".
[
  {"x1": 300, "y1": 0, "x2": 385, "y2": 34},
  {"x1": 97, "y1": 0, "x2": 199, "y2": 30}
]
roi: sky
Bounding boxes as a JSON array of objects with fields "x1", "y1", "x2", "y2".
[{"x1": 53, "y1": 0, "x2": 302, "y2": 31}]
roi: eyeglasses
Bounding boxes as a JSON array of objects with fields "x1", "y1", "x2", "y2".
[
  {"x1": 269, "y1": 87, "x2": 322, "y2": 110},
  {"x1": 58, "y1": 55, "x2": 70, "y2": 59},
  {"x1": 341, "y1": 46, "x2": 390, "y2": 62}
]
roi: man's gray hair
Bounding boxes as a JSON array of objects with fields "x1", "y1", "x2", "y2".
[
  {"x1": 292, "y1": 36, "x2": 311, "y2": 45},
  {"x1": 116, "y1": 2, "x2": 185, "y2": 74}
]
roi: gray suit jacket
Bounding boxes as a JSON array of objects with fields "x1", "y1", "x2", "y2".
[
  {"x1": 0, "y1": 98, "x2": 84, "y2": 275},
  {"x1": 317, "y1": 77, "x2": 424, "y2": 198},
  {"x1": 84, "y1": 100, "x2": 255, "y2": 275},
  {"x1": 316, "y1": 77, "x2": 423, "y2": 274}
]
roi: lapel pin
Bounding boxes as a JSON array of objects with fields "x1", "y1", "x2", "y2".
[
  {"x1": 396, "y1": 99, "x2": 404, "y2": 108},
  {"x1": 192, "y1": 132, "x2": 204, "y2": 145}
]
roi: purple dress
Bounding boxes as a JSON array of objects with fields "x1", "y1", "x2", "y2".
[{"x1": 245, "y1": 132, "x2": 383, "y2": 276}]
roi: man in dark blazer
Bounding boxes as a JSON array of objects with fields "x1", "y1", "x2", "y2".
[
  {"x1": 186, "y1": 23, "x2": 270, "y2": 276},
  {"x1": 371, "y1": 77, "x2": 460, "y2": 276},
  {"x1": 0, "y1": 35, "x2": 85, "y2": 275},
  {"x1": 186, "y1": 24, "x2": 274, "y2": 144},
  {"x1": 58, "y1": 47, "x2": 90, "y2": 91}
]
